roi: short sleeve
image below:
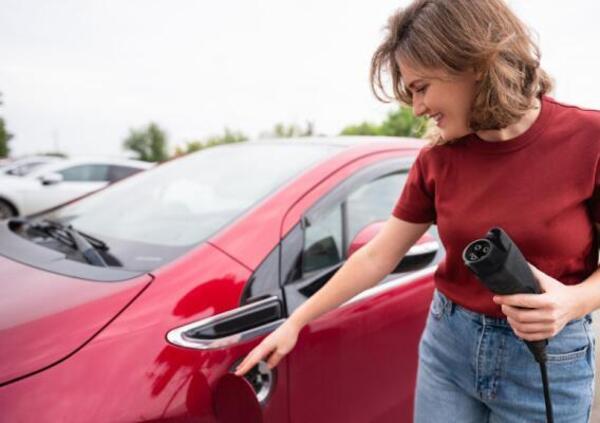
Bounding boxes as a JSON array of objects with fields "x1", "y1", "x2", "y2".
[{"x1": 392, "y1": 150, "x2": 436, "y2": 224}]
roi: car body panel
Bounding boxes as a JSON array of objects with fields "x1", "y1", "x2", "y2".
[
  {"x1": 0, "y1": 243, "x2": 287, "y2": 422},
  {"x1": 288, "y1": 272, "x2": 434, "y2": 422},
  {"x1": 0, "y1": 254, "x2": 153, "y2": 385}
]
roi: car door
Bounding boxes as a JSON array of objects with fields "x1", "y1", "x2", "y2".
[
  {"x1": 281, "y1": 156, "x2": 443, "y2": 423},
  {"x1": 24, "y1": 164, "x2": 110, "y2": 214}
]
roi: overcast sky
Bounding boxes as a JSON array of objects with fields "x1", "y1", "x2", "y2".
[{"x1": 1, "y1": 1, "x2": 599, "y2": 158}]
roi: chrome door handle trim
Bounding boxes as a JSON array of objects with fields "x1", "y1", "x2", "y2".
[{"x1": 166, "y1": 296, "x2": 285, "y2": 350}]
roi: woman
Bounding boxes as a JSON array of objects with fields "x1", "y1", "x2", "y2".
[{"x1": 236, "y1": 1, "x2": 598, "y2": 421}]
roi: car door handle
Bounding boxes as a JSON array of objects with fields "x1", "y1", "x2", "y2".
[{"x1": 167, "y1": 296, "x2": 286, "y2": 350}]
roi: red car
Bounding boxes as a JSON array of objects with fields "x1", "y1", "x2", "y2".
[{"x1": 0, "y1": 137, "x2": 442, "y2": 422}]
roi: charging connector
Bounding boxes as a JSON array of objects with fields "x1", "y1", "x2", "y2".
[{"x1": 463, "y1": 227, "x2": 553, "y2": 423}]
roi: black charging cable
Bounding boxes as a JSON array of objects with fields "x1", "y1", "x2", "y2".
[{"x1": 463, "y1": 227, "x2": 553, "y2": 423}]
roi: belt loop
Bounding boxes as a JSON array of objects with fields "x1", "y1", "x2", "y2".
[{"x1": 446, "y1": 296, "x2": 455, "y2": 315}]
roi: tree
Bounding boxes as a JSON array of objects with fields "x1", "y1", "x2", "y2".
[
  {"x1": 340, "y1": 105, "x2": 429, "y2": 138},
  {"x1": 123, "y1": 122, "x2": 170, "y2": 162},
  {"x1": 0, "y1": 93, "x2": 13, "y2": 158},
  {"x1": 173, "y1": 128, "x2": 248, "y2": 157},
  {"x1": 259, "y1": 121, "x2": 315, "y2": 139}
]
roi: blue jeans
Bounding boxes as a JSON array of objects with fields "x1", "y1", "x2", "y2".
[{"x1": 414, "y1": 289, "x2": 596, "y2": 423}]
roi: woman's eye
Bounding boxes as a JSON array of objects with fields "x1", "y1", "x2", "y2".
[{"x1": 415, "y1": 85, "x2": 428, "y2": 94}]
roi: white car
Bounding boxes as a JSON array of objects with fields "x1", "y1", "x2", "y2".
[{"x1": 0, "y1": 157, "x2": 154, "y2": 219}]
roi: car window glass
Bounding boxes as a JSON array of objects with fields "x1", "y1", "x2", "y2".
[
  {"x1": 299, "y1": 171, "x2": 408, "y2": 279},
  {"x1": 302, "y1": 204, "x2": 343, "y2": 276},
  {"x1": 58, "y1": 165, "x2": 110, "y2": 182},
  {"x1": 346, "y1": 172, "x2": 408, "y2": 244},
  {"x1": 107, "y1": 165, "x2": 142, "y2": 182}
]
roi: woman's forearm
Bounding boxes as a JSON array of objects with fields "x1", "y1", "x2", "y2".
[{"x1": 287, "y1": 247, "x2": 396, "y2": 330}]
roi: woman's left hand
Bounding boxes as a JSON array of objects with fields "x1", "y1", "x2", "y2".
[{"x1": 492, "y1": 263, "x2": 584, "y2": 341}]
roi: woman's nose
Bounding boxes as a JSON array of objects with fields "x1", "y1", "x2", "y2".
[{"x1": 412, "y1": 100, "x2": 428, "y2": 117}]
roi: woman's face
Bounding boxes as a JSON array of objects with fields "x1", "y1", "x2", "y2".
[{"x1": 399, "y1": 61, "x2": 480, "y2": 141}]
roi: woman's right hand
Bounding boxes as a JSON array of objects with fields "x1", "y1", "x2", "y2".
[{"x1": 234, "y1": 320, "x2": 301, "y2": 377}]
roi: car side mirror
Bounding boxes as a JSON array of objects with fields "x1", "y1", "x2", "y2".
[
  {"x1": 347, "y1": 220, "x2": 439, "y2": 273},
  {"x1": 39, "y1": 172, "x2": 64, "y2": 186}
]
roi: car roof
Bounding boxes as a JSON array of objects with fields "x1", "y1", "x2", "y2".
[
  {"x1": 240, "y1": 135, "x2": 427, "y2": 152},
  {"x1": 157, "y1": 135, "x2": 425, "y2": 169},
  {"x1": 246, "y1": 135, "x2": 425, "y2": 149}
]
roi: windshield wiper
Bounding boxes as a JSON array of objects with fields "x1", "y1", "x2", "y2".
[
  {"x1": 25, "y1": 218, "x2": 109, "y2": 267},
  {"x1": 64, "y1": 226, "x2": 108, "y2": 267},
  {"x1": 40, "y1": 219, "x2": 109, "y2": 251}
]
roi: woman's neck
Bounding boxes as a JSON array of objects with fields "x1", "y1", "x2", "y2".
[{"x1": 475, "y1": 98, "x2": 542, "y2": 142}]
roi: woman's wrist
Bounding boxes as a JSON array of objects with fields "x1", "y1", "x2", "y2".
[
  {"x1": 285, "y1": 315, "x2": 305, "y2": 333},
  {"x1": 571, "y1": 279, "x2": 600, "y2": 319}
]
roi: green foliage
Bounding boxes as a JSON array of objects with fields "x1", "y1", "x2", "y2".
[
  {"x1": 0, "y1": 93, "x2": 13, "y2": 158},
  {"x1": 0, "y1": 119, "x2": 12, "y2": 158},
  {"x1": 259, "y1": 121, "x2": 314, "y2": 139},
  {"x1": 340, "y1": 122, "x2": 382, "y2": 136},
  {"x1": 340, "y1": 105, "x2": 428, "y2": 138},
  {"x1": 174, "y1": 128, "x2": 248, "y2": 157},
  {"x1": 123, "y1": 122, "x2": 170, "y2": 162}
]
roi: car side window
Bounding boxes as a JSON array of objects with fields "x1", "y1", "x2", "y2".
[
  {"x1": 302, "y1": 204, "x2": 343, "y2": 276},
  {"x1": 299, "y1": 172, "x2": 407, "y2": 279},
  {"x1": 346, "y1": 172, "x2": 408, "y2": 244},
  {"x1": 107, "y1": 165, "x2": 142, "y2": 182},
  {"x1": 58, "y1": 165, "x2": 110, "y2": 182}
]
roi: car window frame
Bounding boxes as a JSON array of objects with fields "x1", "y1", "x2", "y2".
[
  {"x1": 277, "y1": 156, "x2": 425, "y2": 316},
  {"x1": 296, "y1": 157, "x2": 414, "y2": 282}
]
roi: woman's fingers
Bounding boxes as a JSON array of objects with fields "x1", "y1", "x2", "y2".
[
  {"x1": 512, "y1": 328, "x2": 553, "y2": 341},
  {"x1": 506, "y1": 316, "x2": 556, "y2": 334},
  {"x1": 500, "y1": 304, "x2": 554, "y2": 323},
  {"x1": 235, "y1": 343, "x2": 273, "y2": 376},
  {"x1": 234, "y1": 349, "x2": 262, "y2": 376},
  {"x1": 266, "y1": 351, "x2": 284, "y2": 369},
  {"x1": 233, "y1": 321, "x2": 300, "y2": 377}
]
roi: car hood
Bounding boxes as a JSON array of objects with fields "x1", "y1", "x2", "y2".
[{"x1": 0, "y1": 255, "x2": 153, "y2": 385}]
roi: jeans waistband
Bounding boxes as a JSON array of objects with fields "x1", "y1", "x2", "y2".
[{"x1": 434, "y1": 289, "x2": 592, "y2": 327}]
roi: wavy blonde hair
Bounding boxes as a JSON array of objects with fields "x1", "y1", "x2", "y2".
[{"x1": 370, "y1": 0, "x2": 553, "y2": 145}]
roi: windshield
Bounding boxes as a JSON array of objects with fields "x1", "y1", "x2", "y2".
[
  {"x1": 4, "y1": 161, "x2": 51, "y2": 176},
  {"x1": 43, "y1": 142, "x2": 341, "y2": 270}
]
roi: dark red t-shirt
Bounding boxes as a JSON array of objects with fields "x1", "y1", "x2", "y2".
[{"x1": 392, "y1": 96, "x2": 600, "y2": 317}]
